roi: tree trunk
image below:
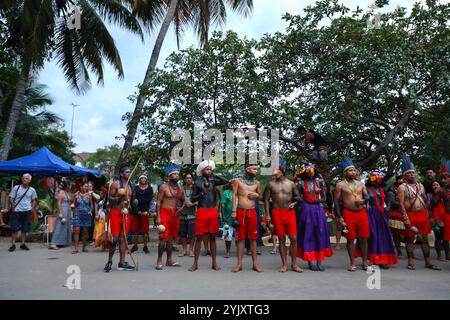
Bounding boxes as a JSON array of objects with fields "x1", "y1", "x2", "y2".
[
  {"x1": 0, "y1": 64, "x2": 30, "y2": 161},
  {"x1": 115, "y1": 0, "x2": 178, "y2": 172}
]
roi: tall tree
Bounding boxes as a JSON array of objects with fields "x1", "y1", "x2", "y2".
[
  {"x1": 116, "y1": 0, "x2": 254, "y2": 171},
  {"x1": 135, "y1": 1, "x2": 449, "y2": 182},
  {"x1": 0, "y1": 0, "x2": 160, "y2": 161}
]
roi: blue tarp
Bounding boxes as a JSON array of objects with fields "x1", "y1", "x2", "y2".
[{"x1": 0, "y1": 147, "x2": 100, "y2": 177}]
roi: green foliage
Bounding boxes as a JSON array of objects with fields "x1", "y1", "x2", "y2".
[
  {"x1": 82, "y1": 144, "x2": 122, "y2": 174},
  {"x1": 136, "y1": 1, "x2": 449, "y2": 181}
]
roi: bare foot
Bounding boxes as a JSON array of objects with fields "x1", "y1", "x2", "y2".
[
  {"x1": 189, "y1": 253, "x2": 195, "y2": 257},
  {"x1": 278, "y1": 265, "x2": 288, "y2": 273},
  {"x1": 291, "y1": 265, "x2": 303, "y2": 273},
  {"x1": 188, "y1": 265, "x2": 198, "y2": 272},
  {"x1": 232, "y1": 265, "x2": 242, "y2": 273},
  {"x1": 212, "y1": 264, "x2": 221, "y2": 271},
  {"x1": 335, "y1": 244, "x2": 341, "y2": 250},
  {"x1": 178, "y1": 252, "x2": 186, "y2": 257},
  {"x1": 252, "y1": 264, "x2": 263, "y2": 272}
]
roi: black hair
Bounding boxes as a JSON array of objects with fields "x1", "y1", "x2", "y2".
[
  {"x1": 297, "y1": 126, "x2": 306, "y2": 133},
  {"x1": 425, "y1": 168, "x2": 435, "y2": 173},
  {"x1": 184, "y1": 173, "x2": 193, "y2": 179}
]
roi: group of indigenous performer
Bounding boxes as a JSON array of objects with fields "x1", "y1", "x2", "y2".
[
  {"x1": 104, "y1": 164, "x2": 134, "y2": 272},
  {"x1": 296, "y1": 164, "x2": 332, "y2": 271},
  {"x1": 334, "y1": 157, "x2": 370, "y2": 272},
  {"x1": 397, "y1": 154, "x2": 441, "y2": 271},
  {"x1": 231, "y1": 163, "x2": 263, "y2": 272},
  {"x1": 430, "y1": 160, "x2": 450, "y2": 261},
  {"x1": 386, "y1": 175, "x2": 405, "y2": 256},
  {"x1": 179, "y1": 173, "x2": 197, "y2": 257},
  {"x1": 130, "y1": 173, "x2": 153, "y2": 254},
  {"x1": 189, "y1": 160, "x2": 228, "y2": 272},
  {"x1": 264, "y1": 163, "x2": 303, "y2": 273},
  {"x1": 356, "y1": 170, "x2": 398, "y2": 269},
  {"x1": 155, "y1": 164, "x2": 183, "y2": 270}
]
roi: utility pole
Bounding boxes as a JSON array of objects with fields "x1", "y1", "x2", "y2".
[{"x1": 70, "y1": 103, "x2": 79, "y2": 140}]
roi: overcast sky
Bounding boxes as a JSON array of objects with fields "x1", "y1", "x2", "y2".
[{"x1": 37, "y1": 0, "x2": 434, "y2": 153}]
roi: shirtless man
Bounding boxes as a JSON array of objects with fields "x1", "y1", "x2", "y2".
[
  {"x1": 155, "y1": 164, "x2": 184, "y2": 270},
  {"x1": 231, "y1": 164, "x2": 263, "y2": 272},
  {"x1": 398, "y1": 154, "x2": 441, "y2": 270},
  {"x1": 189, "y1": 160, "x2": 228, "y2": 272},
  {"x1": 264, "y1": 166, "x2": 303, "y2": 273},
  {"x1": 334, "y1": 157, "x2": 370, "y2": 271},
  {"x1": 104, "y1": 164, "x2": 134, "y2": 272}
]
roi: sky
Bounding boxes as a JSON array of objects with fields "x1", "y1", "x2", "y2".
[{"x1": 37, "y1": 0, "x2": 434, "y2": 153}]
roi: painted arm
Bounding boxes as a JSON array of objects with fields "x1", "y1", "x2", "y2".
[
  {"x1": 156, "y1": 186, "x2": 164, "y2": 225},
  {"x1": 212, "y1": 174, "x2": 229, "y2": 186},
  {"x1": 264, "y1": 184, "x2": 271, "y2": 222},
  {"x1": 231, "y1": 180, "x2": 238, "y2": 219},
  {"x1": 397, "y1": 185, "x2": 410, "y2": 226}
]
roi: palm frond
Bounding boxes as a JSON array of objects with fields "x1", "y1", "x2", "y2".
[{"x1": 88, "y1": 0, "x2": 144, "y2": 41}]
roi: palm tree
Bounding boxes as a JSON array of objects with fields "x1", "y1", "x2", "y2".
[
  {"x1": 0, "y1": 0, "x2": 163, "y2": 161},
  {"x1": 115, "y1": 0, "x2": 253, "y2": 171}
]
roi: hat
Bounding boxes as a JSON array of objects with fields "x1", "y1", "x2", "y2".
[
  {"x1": 401, "y1": 154, "x2": 415, "y2": 174},
  {"x1": 164, "y1": 163, "x2": 181, "y2": 177},
  {"x1": 339, "y1": 156, "x2": 355, "y2": 172},
  {"x1": 196, "y1": 160, "x2": 215, "y2": 176}
]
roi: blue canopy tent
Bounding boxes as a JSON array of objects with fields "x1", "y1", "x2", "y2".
[
  {"x1": 0, "y1": 147, "x2": 101, "y2": 215},
  {"x1": 0, "y1": 146, "x2": 100, "y2": 177}
]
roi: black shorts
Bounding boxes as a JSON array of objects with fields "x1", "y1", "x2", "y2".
[
  {"x1": 10, "y1": 210, "x2": 32, "y2": 232},
  {"x1": 179, "y1": 219, "x2": 195, "y2": 239}
]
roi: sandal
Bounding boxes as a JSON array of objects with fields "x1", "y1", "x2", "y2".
[
  {"x1": 270, "y1": 250, "x2": 277, "y2": 255},
  {"x1": 347, "y1": 265, "x2": 357, "y2": 272},
  {"x1": 425, "y1": 264, "x2": 441, "y2": 271},
  {"x1": 407, "y1": 264, "x2": 416, "y2": 270},
  {"x1": 72, "y1": 250, "x2": 79, "y2": 254},
  {"x1": 166, "y1": 262, "x2": 181, "y2": 267},
  {"x1": 155, "y1": 264, "x2": 163, "y2": 270}
]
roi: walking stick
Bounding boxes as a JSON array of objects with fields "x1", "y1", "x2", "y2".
[{"x1": 121, "y1": 156, "x2": 142, "y2": 271}]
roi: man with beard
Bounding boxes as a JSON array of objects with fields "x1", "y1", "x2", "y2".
[
  {"x1": 189, "y1": 160, "x2": 229, "y2": 272},
  {"x1": 231, "y1": 164, "x2": 263, "y2": 273},
  {"x1": 130, "y1": 173, "x2": 153, "y2": 254},
  {"x1": 104, "y1": 164, "x2": 134, "y2": 272},
  {"x1": 423, "y1": 168, "x2": 437, "y2": 195},
  {"x1": 398, "y1": 154, "x2": 441, "y2": 271},
  {"x1": 334, "y1": 157, "x2": 370, "y2": 272},
  {"x1": 431, "y1": 160, "x2": 450, "y2": 261},
  {"x1": 264, "y1": 164, "x2": 303, "y2": 273},
  {"x1": 155, "y1": 164, "x2": 184, "y2": 270}
]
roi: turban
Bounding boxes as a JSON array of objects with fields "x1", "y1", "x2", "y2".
[{"x1": 196, "y1": 160, "x2": 215, "y2": 176}]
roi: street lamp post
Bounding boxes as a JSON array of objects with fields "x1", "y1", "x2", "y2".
[{"x1": 70, "y1": 103, "x2": 79, "y2": 140}]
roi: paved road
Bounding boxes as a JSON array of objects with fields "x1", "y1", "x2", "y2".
[{"x1": 0, "y1": 241, "x2": 449, "y2": 300}]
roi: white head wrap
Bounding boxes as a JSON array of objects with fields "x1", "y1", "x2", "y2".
[{"x1": 196, "y1": 160, "x2": 215, "y2": 176}]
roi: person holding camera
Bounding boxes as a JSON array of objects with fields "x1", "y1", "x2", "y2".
[
  {"x1": 49, "y1": 180, "x2": 72, "y2": 250},
  {"x1": 8, "y1": 173, "x2": 37, "y2": 252}
]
